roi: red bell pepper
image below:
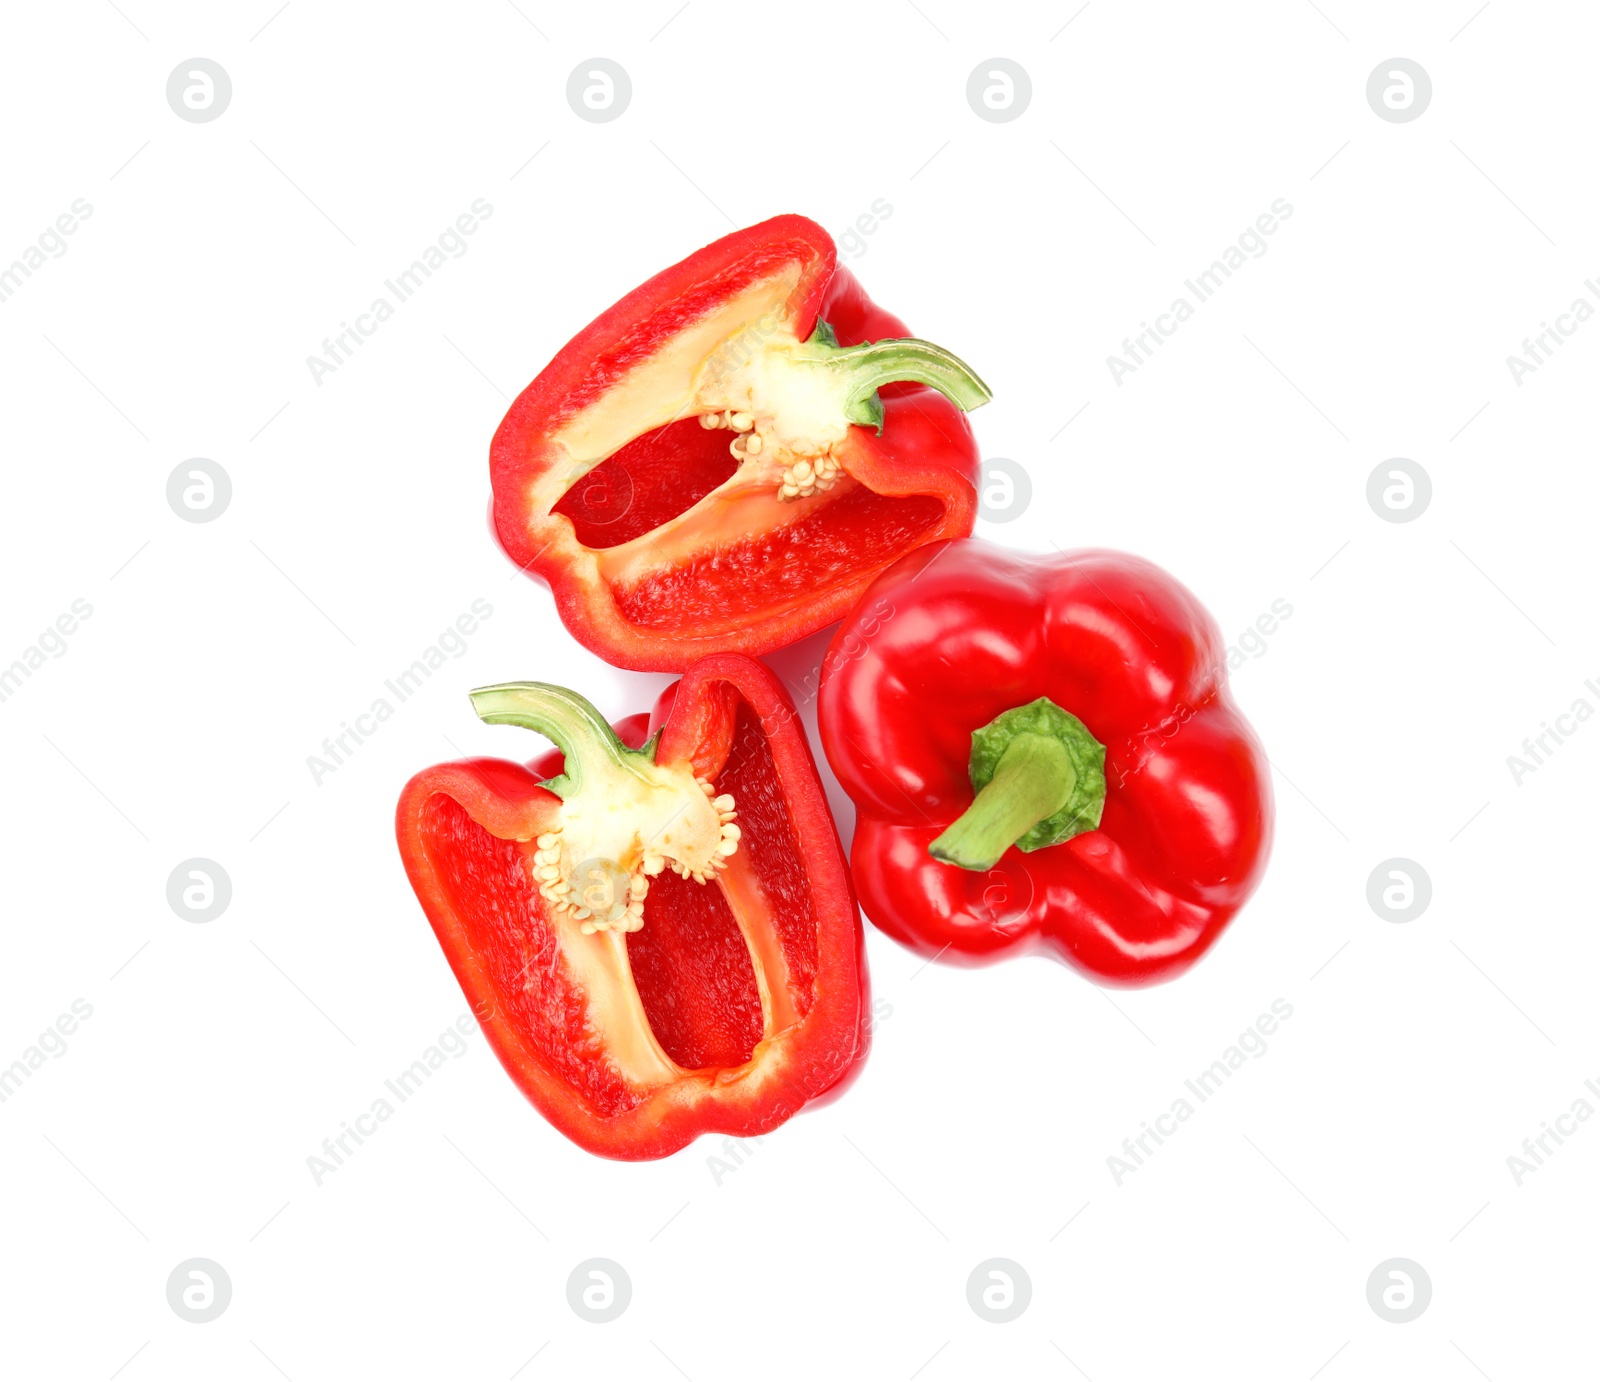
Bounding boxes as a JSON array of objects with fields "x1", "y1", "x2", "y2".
[
  {"x1": 490, "y1": 214, "x2": 991, "y2": 672},
  {"x1": 396, "y1": 654, "x2": 868, "y2": 1159},
  {"x1": 818, "y1": 541, "x2": 1273, "y2": 985}
]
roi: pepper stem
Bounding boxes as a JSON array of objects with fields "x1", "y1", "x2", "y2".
[
  {"x1": 929, "y1": 734, "x2": 1075, "y2": 871},
  {"x1": 796, "y1": 320, "x2": 992, "y2": 432},
  {"x1": 927, "y1": 696, "x2": 1108, "y2": 873},
  {"x1": 468, "y1": 682, "x2": 656, "y2": 799}
]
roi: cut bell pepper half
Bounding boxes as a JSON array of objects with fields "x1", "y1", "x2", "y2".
[
  {"x1": 490, "y1": 214, "x2": 991, "y2": 671},
  {"x1": 395, "y1": 654, "x2": 868, "y2": 1160}
]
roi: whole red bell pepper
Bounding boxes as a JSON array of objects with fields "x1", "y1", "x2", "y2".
[
  {"x1": 818, "y1": 541, "x2": 1273, "y2": 985},
  {"x1": 396, "y1": 654, "x2": 868, "y2": 1159},
  {"x1": 490, "y1": 214, "x2": 991, "y2": 672}
]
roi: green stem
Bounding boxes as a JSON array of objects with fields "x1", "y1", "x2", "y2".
[
  {"x1": 926, "y1": 696, "x2": 1108, "y2": 873},
  {"x1": 795, "y1": 321, "x2": 992, "y2": 432},
  {"x1": 469, "y1": 682, "x2": 655, "y2": 799},
  {"x1": 929, "y1": 733, "x2": 1076, "y2": 871}
]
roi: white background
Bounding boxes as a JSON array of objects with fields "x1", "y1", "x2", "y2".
[{"x1": 1, "y1": 1, "x2": 1595, "y2": 1377}]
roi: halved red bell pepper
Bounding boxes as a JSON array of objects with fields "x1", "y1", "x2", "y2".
[
  {"x1": 818, "y1": 541, "x2": 1273, "y2": 986},
  {"x1": 490, "y1": 214, "x2": 990, "y2": 671},
  {"x1": 396, "y1": 654, "x2": 868, "y2": 1159}
]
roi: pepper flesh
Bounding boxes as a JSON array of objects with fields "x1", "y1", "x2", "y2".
[
  {"x1": 396, "y1": 654, "x2": 869, "y2": 1159},
  {"x1": 490, "y1": 214, "x2": 990, "y2": 671},
  {"x1": 818, "y1": 541, "x2": 1274, "y2": 986}
]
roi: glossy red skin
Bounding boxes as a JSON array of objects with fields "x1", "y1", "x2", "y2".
[
  {"x1": 395, "y1": 654, "x2": 869, "y2": 1160},
  {"x1": 490, "y1": 214, "x2": 980, "y2": 671},
  {"x1": 818, "y1": 542, "x2": 1274, "y2": 986}
]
